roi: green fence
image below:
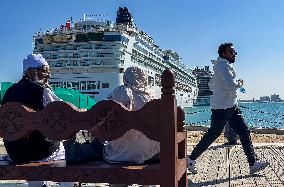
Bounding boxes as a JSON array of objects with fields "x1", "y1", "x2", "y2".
[
  {"x1": 52, "y1": 87, "x2": 96, "y2": 110},
  {"x1": 0, "y1": 82, "x2": 14, "y2": 103},
  {"x1": 0, "y1": 82, "x2": 96, "y2": 110}
]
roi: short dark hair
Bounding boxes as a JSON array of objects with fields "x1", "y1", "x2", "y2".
[{"x1": 218, "y1": 42, "x2": 234, "y2": 56}]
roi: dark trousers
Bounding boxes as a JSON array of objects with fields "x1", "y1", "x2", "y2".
[{"x1": 189, "y1": 106, "x2": 256, "y2": 166}]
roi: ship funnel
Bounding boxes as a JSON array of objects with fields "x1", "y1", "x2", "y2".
[{"x1": 116, "y1": 7, "x2": 134, "y2": 26}]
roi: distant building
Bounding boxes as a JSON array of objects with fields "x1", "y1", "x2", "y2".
[
  {"x1": 192, "y1": 66, "x2": 213, "y2": 106},
  {"x1": 270, "y1": 94, "x2": 281, "y2": 102},
  {"x1": 259, "y1": 96, "x2": 270, "y2": 102}
]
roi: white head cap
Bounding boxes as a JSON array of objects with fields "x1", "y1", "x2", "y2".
[
  {"x1": 23, "y1": 54, "x2": 48, "y2": 73},
  {"x1": 123, "y1": 66, "x2": 148, "y2": 89}
]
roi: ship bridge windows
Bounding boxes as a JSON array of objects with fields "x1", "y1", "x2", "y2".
[
  {"x1": 104, "y1": 35, "x2": 121, "y2": 41},
  {"x1": 75, "y1": 34, "x2": 89, "y2": 42},
  {"x1": 103, "y1": 35, "x2": 129, "y2": 44},
  {"x1": 88, "y1": 33, "x2": 104, "y2": 41}
]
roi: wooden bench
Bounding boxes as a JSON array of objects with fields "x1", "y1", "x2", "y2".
[{"x1": 0, "y1": 69, "x2": 188, "y2": 187}]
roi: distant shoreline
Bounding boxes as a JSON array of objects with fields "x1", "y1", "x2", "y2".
[{"x1": 239, "y1": 101, "x2": 284, "y2": 103}]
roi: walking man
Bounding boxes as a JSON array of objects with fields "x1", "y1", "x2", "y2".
[{"x1": 187, "y1": 42, "x2": 268, "y2": 174}]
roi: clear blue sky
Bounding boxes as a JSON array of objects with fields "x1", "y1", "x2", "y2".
[{"x1": 0, "y1": 0, "x2": 283, "y2": 100}]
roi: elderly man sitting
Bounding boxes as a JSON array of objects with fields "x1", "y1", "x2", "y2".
[{"x1": 1, "y1": 54, "x2": 73, "y2": 187}]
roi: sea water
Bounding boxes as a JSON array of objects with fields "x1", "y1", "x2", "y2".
[{"x1": 185, "y1": 102, "x2": 284, "y2": 128}]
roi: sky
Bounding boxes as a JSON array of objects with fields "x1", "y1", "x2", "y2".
[{"x1": 0, "y1": 0, "x2": 283, "y2": 100}]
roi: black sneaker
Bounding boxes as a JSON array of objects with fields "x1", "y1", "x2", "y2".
[{"x1": 250, "y1": 161, "x2": 269, "y2": 174}]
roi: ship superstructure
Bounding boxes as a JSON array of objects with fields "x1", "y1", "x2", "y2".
[
  {"x1": 33, "y1": 7, "x2": 198, "y2": 108},
  {"x1": 193, "y1": 66, "x2": 213, "y2": 106}
]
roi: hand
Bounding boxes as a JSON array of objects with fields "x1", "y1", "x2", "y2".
[{"x1": 79, "y1": 108, "x2": 87, "y2": 112}]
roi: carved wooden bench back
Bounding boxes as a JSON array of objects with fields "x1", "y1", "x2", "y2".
[
  {"x1": 0, "y1": 99, "x2": 161, "y2": 142},
  {"x1": 0, "y1": 69, "x2": 188, "y2": 187}
]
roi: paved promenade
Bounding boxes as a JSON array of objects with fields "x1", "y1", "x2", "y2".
[
  {"x1": 188, "y1": 144, "x2": 284, "y2": 187},
  {"x1": 1, "y1": 140, "x2": 284, "y2": 186}
]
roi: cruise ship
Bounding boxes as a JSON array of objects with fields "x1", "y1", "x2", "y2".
[{"x1": 33, "y1": 7, "x2": 198, "y2": 108}]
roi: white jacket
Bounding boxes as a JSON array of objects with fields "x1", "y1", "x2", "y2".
[{"x1": 209, "y1": 57, "x2": 241, "y2": 109}]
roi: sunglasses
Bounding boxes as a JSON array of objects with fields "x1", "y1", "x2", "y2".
[
  {"x1": 227, "y1": 51, "x2": 238, "y2": 55},
  {"x1": 34, "y1": 67, "x2": 51, "y2": 78}
]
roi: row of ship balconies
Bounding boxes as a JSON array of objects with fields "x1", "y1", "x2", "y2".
[
  {"x1": 35, "y1": 42, "x2": 126, "y2": 53},
  {"x1": 48, "y1": 59, "x2": 124, "y2": 68},
  {"x1": 134, "y1": 47, "x2": 196, "y2": 84},
  {"x1": 132, "y1": 53, "x2": 197, "y2": 88},
  {"x1": 36, "y1": 46, "x2": 124, "y2": 53},
  {"x1": 41, "y1": 52, "x2": 124, "y2": 60}
]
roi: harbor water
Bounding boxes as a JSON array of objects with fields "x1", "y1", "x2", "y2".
[{"x1": 185, "y1": 102, "x2": 284, "y2": 129}]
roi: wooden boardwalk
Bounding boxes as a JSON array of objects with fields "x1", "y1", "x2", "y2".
[{"x1": 188, "y1": 144, "x2": 284, "y2": 187}]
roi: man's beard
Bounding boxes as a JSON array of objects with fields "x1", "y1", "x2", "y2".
[
  {"x1": 228, "y1": 58, "x2": 235, "y2": 63},
  {"x1": 31, "y1": 72, "x2": 45, "y2": 86}
]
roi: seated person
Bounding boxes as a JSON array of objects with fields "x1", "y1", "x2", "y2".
[
  {"x1": 1, "y1": 54, "x2": 73, "y2": 187},
  {"x1": 103, "y1": 66, "x2": 160, "y2": 164},
  {"x1": 65, "y1": 66, "x2": 159, "y2": 166},
  {"x1": 63, "y1": 66, "x2": 159, "y2": 187}
]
